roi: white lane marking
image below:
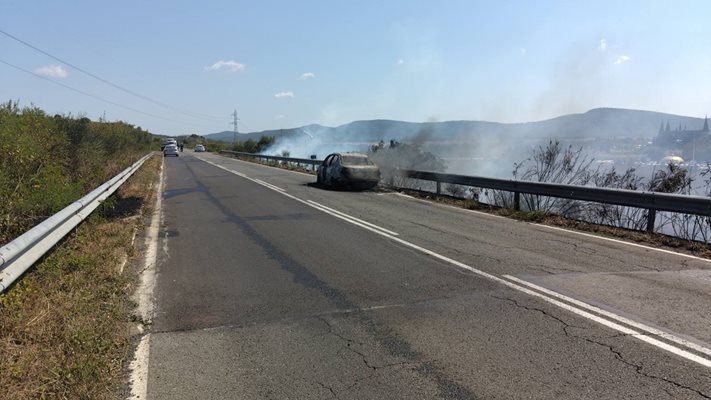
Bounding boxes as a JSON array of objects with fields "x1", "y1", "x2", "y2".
[
  {"x1": 198, "y1": 157, "x2": 711, "y2": 368},
  {"x1": 212, "y1": 152, "x2": 318, "y2": 177},
  {"x1": 529, "y1": 223, "x2": 711, "y2": 265},
  {"x1": 387, "y1": 192, "x2": 509, "y2": 220},
  {"x1": 128, "y1": 334, "x2": 151, "y2": 400},
  {"x1": 228, "y1": 158, "x2": 316, "y2": 177},
  {"x1": 292, "y1": 195, "x2": 395, "y2": 236},
  {"x1": 503, "y1": 275, "x2": 711, "y2": 358},
  {"x1": 498, "y1": 283, "x2": 711, "y2": 368},
  {"x1": 206, "y1": 161, "x2": 247, "y2": 177},
  {"x1": 390, "y1": 191, "x2": 711, "y2": 264},
  {"x1": 128, "y1": 160, "x2": 165, "y2": 399},
  {"x1": 306, "y1": 200, "x2": 399, "y2": 236},
  {"x1": 254, "y1": 178, "x2": 285, "y2": 192},
  {"x1": 206, "y1": 152, "x2": 711, "y2": 265},
  {"x1": 203, "y1": 158, "x2": 399, "y2": 237}
]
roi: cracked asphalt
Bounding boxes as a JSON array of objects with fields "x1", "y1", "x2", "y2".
[{"x1": 144, "y1": 153, "x2": 711, "y2": 399}]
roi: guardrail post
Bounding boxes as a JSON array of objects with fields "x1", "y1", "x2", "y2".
[
  {"x1": 436, "y1": 181, "x2": 441, "y2": 195},
  {"x1": 646, "y1": 209, "x2": 657, "y2": 232},
  {"x1": 514, "y1": 192, "x2": 521, "y2": 211}
]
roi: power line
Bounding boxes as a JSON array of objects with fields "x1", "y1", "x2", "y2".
[
  {"x1": 237, "y1": 119, "x2": 256, "y2": 134},
  {"x1": 0, "y1": 28, "x2": 225, "y2": 122},
  {"x1": 0, "y1": 58, "x2": 217, "y2": 129}
]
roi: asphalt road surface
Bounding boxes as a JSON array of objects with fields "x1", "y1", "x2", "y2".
[{"x1": 142, "y1": 151, "x2": 711, "y2": 399}]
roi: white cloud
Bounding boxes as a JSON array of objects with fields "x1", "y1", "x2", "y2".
[
  {"x1": 396, "y1": 59, "x2": 405, "y2": 65},
  {"x1": 276, "y1": 114, "x2": 286, "y2": 119},
  {"x1": 520, "y1": 48, "x2": 527, "y2": 56},
  {"x1": 614, "y1": 55, "x2": 630, "y2": 65},
  {"x1": 274, "y1": 91, "x2": 294, "y2": 99},
  {"x1": 204, "y1": 60, "x2": 245, "y2": 72},
  {"x1": 300, "y1": 72, "x2": 316, "y2": 80},
  {"x1": 34, "y1": 64, "x2": 67, "y2": 78},
  {"x1": 599, "y1": 39, "x2": 607, "y2": 52}
]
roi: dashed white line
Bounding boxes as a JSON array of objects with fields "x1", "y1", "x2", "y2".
[{"x1": 307, "y1": 200, "x2": 399, "y2": 236}]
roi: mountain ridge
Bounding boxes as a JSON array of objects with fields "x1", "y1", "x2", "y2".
[{"x1": 204, "y1": 108, "x2": 708, "y2": 143}]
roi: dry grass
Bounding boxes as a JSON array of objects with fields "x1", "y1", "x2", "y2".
[{"x1": 0, "y1": 154, "x2": 162, "y2": 400}]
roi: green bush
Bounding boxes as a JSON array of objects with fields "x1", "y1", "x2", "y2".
[{"x1": 0, "y1": 101, "x2": 153, "y2": 243}]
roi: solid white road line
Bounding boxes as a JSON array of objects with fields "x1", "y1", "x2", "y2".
[
  {"x1": 392, "y1": 191, "x2": 711, "y2": 264},
  {"x1": 389, "y1": 191, "x2": 711, "y2": 265},
  {"x1": 198, "y1": 157, "x2": 711, "y2": 368},
  {"x1": 306, "y1": 200, "x2": 399, "y2": 236},
  {"x1": 530, "y1": 223, "x2": 711, "y2": 265},
  {"x1": 254, "y1": 178, "x2": 285, "y2": 192},
  {"x1": 128, "y1": 335, "x2": 151, "y2": 400},
  {"x1": 128, "y1": 160, "x2": 165, "y2": 399},
  {"x1": 504, "y1": 274, "x2": 711, "y2": 358}
]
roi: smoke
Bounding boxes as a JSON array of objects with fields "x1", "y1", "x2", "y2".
[
  {"x1": 443, "y1": 38, "x2": 626, "y2": 178},
  {"x1": 260, "y1": 118, "x2": 528, "y2": 180},
  {"x1": 531, "y1": 41, "x2": 609, "y2": 120},
  {"x1": 263, "y1": 125, "x2": 371, "y2": 160},
  {"x1": 258, "y1": 38, "x2": 692, "y2": 181}
]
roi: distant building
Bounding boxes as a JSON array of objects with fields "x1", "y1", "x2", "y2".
[{"x1": 655, "y1": 116, "x2": 708, "y2": 145}]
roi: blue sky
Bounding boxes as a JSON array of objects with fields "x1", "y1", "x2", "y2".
[{"x1": 1, "y1": 0, "x2": 709, "y2": 136}]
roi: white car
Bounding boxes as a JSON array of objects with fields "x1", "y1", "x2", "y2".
[
  {"x1": 163, "y1": 144, "x2": 179, "y2": 157},
  {"x1": 194, "y1": 144, "x2": 206, "y2": 152}
]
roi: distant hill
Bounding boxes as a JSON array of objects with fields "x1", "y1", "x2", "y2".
[
  {"x1": 204, "y1": 108, "x2": 708, "y2": 143},
  {"x1": 202, "y1": 131, "x2": 270, "y2": 143}
]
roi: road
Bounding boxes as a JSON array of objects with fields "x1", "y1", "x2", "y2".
[{"x1": 139, "y1": 151, "x2": 711, "y2": 399}]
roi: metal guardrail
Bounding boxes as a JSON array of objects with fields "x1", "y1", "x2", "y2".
[
  {"x1": 0, "y1": 153, "x2": 154, "y2": 293},
  {"x1": 220, "y1": 150, "x2": 322, "y2": 170},
  {"x1": 219, "y1": 150, "x2": 711, "y2": 233},
  {"x1": 396, "y1": 169, "x2": 711, "y2": 232}
]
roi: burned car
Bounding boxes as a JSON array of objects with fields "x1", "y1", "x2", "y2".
[{"x1": 317, "y1": 152, "x2": 380, "y2": 190}]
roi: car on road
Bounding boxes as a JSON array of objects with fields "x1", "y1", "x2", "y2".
[
  {"x1": 163, "y1": 144, "x2": 179, "y2": 157},
  {"x1": 161, "y1": 138, "x2": 177, "y2": 151},
  {"x1": 317, "y1": 152, "x2": 380, "y2": 190},
  {"x1": 194, "y1": 144, "x2": 206, "y2": 152}
]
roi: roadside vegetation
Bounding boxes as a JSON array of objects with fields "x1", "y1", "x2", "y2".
[
  {"x1": 489, "y1": 140, "x2": 711, "y2": 242},
  {"x1": 368, "y1": 139, "x2": 447, "y2": 185},
  {"x1": 0, "y1": 101, "x2": 161, "y2": 398},
  {"x1": 0, "y1": 100, "x2": 153, "y2": 244},
  {"x1": 0, "y1": 155, "x2": 161, "y2": 399}
]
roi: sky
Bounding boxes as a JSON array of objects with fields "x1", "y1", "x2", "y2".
[{"x1": 1, "y1": 0, "x2": 710, "y2": 136}]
